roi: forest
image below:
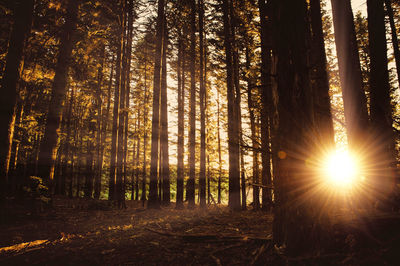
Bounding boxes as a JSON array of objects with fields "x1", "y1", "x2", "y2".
[{"x1": 1, "y1": 0, "x2": 400, "y2": 264}]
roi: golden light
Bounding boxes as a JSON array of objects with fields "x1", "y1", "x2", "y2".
[{"x1": 322, "y1": 150, "x2": 359, "y2": 189}]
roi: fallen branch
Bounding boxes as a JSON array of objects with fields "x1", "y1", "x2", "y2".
[{"x1": 145, "y1": 228, "x2": 272, "y2": 242}]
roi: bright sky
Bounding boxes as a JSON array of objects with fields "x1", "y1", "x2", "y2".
[{"x1": 351, "y1": 0, "x2": 367, "y2": 14}]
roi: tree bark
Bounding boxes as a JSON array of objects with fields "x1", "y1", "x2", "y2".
[
  {"x1": 385, "y1": 0, "x2": 400, "y2": 90},
  {"x1": 0, "y1": 0, "x2": 34, "y2": 200},
  {"x1": 258, "y1": 0, "x2": 273, "y2": 211},
  {"x1": 148, "y1": 0, "x2": 165, "y2": 209},
  {"x1": 331, "y1": 0, "x2": 369, "y2": 151},
  {"x1": 310, "y1": 0, "x2": 335, "y2": 148},
  {"x1": 199, "y1": 0, "x2": 207, "y2": 208},
  {"x1": 367, "y1": 0, "x2": 396, "y2": 206},
  {"x1": 160, "y1": 18, "x2": 170, "y2": 205},
  {"x1": 223, "y1": 0, "x2": 240, "y2": 211},
  {"x1": 37, "y1": 0, "x2": 79, "y2": 191},
  {"x1": 187, "y1": 0, "x2": 196, "y2": 208},
  {"x1": 176, "y1": 31, "x2": 185, "y2": 209}
]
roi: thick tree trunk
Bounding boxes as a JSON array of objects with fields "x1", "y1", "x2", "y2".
[
  {"x1": 310, "y1": 0, "x2": 335, "y2": 148},
  {"x1": 187, "y1": 0, "x2": 196, "y2": 208},
  {"x1": 0, "y1": 0, "x2": 34, "y2": 201},
  {"x1": 331, "y1": 0, "x2": 369, "y2": 151},
  {"x1": 271, "y1": 0, "x2": 318, "y2": 255},
  {"x1": 37, "y1": 0, "x2": 79, "y2": 191},
  {"x1": 148, "y1": 0, "x2": 165, "y2": 209},
  {"x1": 367, "y1": 0, "x2": 396, "y2": 206},
  {"x1": 223, "y1": 0, "x2": 240, "y2": 211}
]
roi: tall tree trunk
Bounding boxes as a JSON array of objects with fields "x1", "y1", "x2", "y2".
[
  {"x1": 123, "y1": 0, "x2": 134, "y2": 204},
  {"x1": 101, "y1": 54, "x2": 114, "y2": 198},
  {"x1": 176, "y1": 31, "x2": 185, "y2": 209},
  {"x1": 258, "y1": 0, "x2": 273, "y2": 211},
  {"x1": 271, "y1": 0, "x2": 318, "y2": 255},
  {"x1": 310, "y1": 0, "x2": 335, "y2": 148},
  {"x1": 217, "y1": 88, "x2": 222, "y2": 204},
  {"x1": 246, "y1": 47, "x2": 260, "y2": 210},
  {"x1": 94, "y1": 45, "x2": 105, "y2": 199},
  {"x1": 109, "y1": 3, "x2": 124, "y2": 201},
  {"x1": 187, "y1": 0, "x2": 196, "y2": 208},
  {"x1": 160, "y1": 19, "x2": 170, "y2": 206},
  {"x1": 367, "y1": 0, "x2": 396, "y2": 207},
  {"x1": 37, "y1": 0, "x2": 79, "y2": 191},
  {"x1": 134, "y1": 109, "x2": 141, "y2": 201},
  {"x1": 0, "y1": 0, "x2": 34, "y2": 202},
  {"x1": 199, "y1": 0, "x2": 206, "y2": 208},
  {"x1": 141, "y1": 71, "x2": 149, "y2": 203},
  {"x1": 148, "y1": 0, "x2": 165, "y2": 209},
  {"x1": 223, "y1": 0, "x2": 240, "y2": 211},
  {"x1": 385, "y1": 0, "x2": 400, "y2": 90},
  {"x1": 330, "y1": 0, "x2": 369, "y2": 151},
  {"x1": 61, "y1": 86, "x2": 75, "y2": 197}
]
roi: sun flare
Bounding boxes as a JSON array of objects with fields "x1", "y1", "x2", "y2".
[{"x1": 323, "y1": 150, "x2": 359, "y2": 188}]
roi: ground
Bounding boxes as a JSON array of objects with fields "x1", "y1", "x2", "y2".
[{"x1": 1, "y1": 197, "x2": 400, "y2": 265}]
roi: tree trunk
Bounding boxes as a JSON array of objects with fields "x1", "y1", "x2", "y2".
[
  {"x1": 109, "y1": 2, "x2": 124, "y2": 201},
  {"x1": 385, "y1": 0, "x2": 400, "y2": 90},
  {"x1": 246, "y1": 47, "x2": 260, "y2": 210},
  {"x1": 199, "y1": 0, "x2": 207, "y2": 208},
  {"x1": 176, "y1": 31, "x2": 185, "y2": 209},
  {"x1": 310, "y1": 0, "x2": 335, "y2": 148},
  {"x1": 61, "y1": 86, "x2": 75, "y2": 197},
  {"x1": 367, "y1": 0, "x2": 396, "y2": 207},
  {"x1": 160, "y1": 19, "x2": 170, "y2": 206},
  {"x1": 217, "y1": 88, "x2": 222, "y2": 204},
  {"x1": 331, "y1": 0, "x2": 369, "y2": 151},
  {"x1": 0, "y1": 0, "x2": 34, "y2": 202},
  {"x1": 223, "y1": 0, "x2": 241, "y2": 211},
  {"x1": 37, "y1": 0, "x2": 79, "y2": 192},
  {"x1": 271, "y1": 0, "x2": 318, "y2": 255},
  {"x1": 94, "y1": 45, "x2": 105, "y2": 200},
  {"x1": 258, "y1": 0, "x2": 273, "y2": 211},
  {"x1": 148, "y1": 0, "x2": 165, "y2": 209},
  {"x1": 187, "y1": 0, "x2": 196, "y2": 208}
]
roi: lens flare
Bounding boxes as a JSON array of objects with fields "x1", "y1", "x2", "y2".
[{"x1": 323, "y1": 150, "x2": 359, "y2": 188}]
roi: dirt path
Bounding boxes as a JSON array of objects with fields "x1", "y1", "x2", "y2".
[{"x1": 0, "y1": 199, "x2": 273, "y2": 265}]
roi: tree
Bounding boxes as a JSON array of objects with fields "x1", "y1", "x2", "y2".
[
  {"x1": 199, "y1": 0, "x2": 207, "y2": 208},
  {"x1": 310, "y1": 0, "x2": 335, "y2": 148},
  {"x1": 0, "y1": 0, "x2": 34, "y2": 204},
  {"x1": 367, "y1": 0, "x2": 396, "y2": 207},
  {"x1": 160, "y1": 17, "x2": 170, "y2": 205},
  {"x1": 148, "y1": 0, "x2": 165, "y2": 209},
  {"x1": 37, "y1": 0, "x2": 79, "y2": 190},
  {"x1": 271, "y1": 0, "x2": 320, "y2": 255},
  {"x1": 187, "y1": 0, "x2": 197, "y2": 208},
  {"x1": 330, "y1": 0, "x2": 369, "y2": 151},
  {"x1": 222, "y1": 0, "x2": 240, "y2": 211},
  {"x1": 385, "y1": 0, "x2": 400, "y2": 89}
]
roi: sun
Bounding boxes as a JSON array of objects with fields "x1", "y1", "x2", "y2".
[{"x1": 322, "y1": 150, "x2": 359, "y2": 188}]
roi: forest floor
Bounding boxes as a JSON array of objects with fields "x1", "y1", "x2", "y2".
[{"x1": 0, "y1": 197, "x2": 400, "y2": 265}]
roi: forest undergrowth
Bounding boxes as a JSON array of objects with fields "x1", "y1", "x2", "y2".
[{"x1": 0, "y1": 197, "x2": 399, "y2": 265}]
